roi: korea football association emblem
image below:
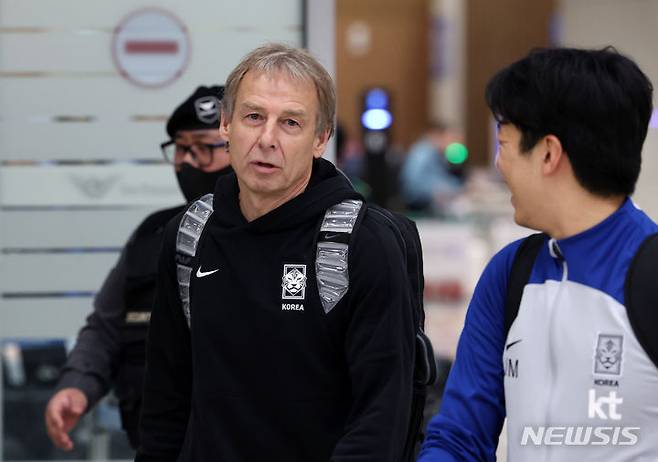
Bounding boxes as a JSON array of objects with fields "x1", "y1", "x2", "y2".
[
  {"x1": 594, "y1": 334, "x2": 623, "y2": 376},
  {"x1": 282, "y1": 264, "x2": 307, "y2": 300}
]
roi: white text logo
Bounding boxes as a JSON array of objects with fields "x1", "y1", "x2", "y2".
[
  {"x1": 520, "y1": 426, "x2": 639, "y2": 446},
  {"x1": 588, "y1": 389, "x2": 623, "y2": 420}
]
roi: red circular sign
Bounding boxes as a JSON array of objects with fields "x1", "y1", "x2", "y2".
[{"x1": 112, "y1": 8, "x2": 190, "y2": 88}]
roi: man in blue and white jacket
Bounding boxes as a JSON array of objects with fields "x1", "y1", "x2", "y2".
[{"x1": 419, "y1": 47, "x2": 658, "y2": 462}]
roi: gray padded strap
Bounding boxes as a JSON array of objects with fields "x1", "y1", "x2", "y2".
[
  {"x1": 316, "y1": 199, "x2": 363, "y2": 314},
  {"x1": 319, "y1": 199, "x2": 362, "y2": 232},
  {"x1": 177, "y1": 194, "x2": 214, "y2": 256},
  {"x1": 176, "y1": 194, "x2": 214, "y2": 328}
]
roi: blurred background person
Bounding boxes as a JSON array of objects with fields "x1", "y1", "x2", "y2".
[
  {"x1": 335, "y1": 121, "x2": 371, "y2": 196},
  {"x1": 399, "y1": 122, "x2": 464, "y2": 215},
  {"x1": 44, "y1": 85, "x2": 230, "y2": 452}
]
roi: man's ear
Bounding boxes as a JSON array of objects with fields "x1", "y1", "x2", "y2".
[
  {"x1": 541, "y1": 134, "x2": 565, "y2": 176},
  {"x1": 219, "y1": 114, "x2": 230, "y2": 142},
  {"x1": 312, "y1": 128, "x2": 331, "y2": 159}
]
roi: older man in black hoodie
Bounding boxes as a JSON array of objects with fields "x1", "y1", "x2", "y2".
[{"x1": 137, "y1": 44, "x2": 415, "y2": 462}]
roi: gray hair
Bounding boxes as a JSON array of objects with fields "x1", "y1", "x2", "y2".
[{"x1": 222, "y1": 43, "x2": 336, "y2": 138}]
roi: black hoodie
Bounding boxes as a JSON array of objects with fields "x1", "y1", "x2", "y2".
[{"x1": 137, "y1": 158, "x2": 415, "y2": 461}]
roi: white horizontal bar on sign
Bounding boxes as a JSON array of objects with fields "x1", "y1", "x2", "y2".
[
  {"x1": 0, "y1": 33, "x2": 115, "y2": 73},
  {"x1": 0, "y1": 79, "x2": 182, "y2": 121},
  {"x1": 0, "y1": 253, "x2": 117, "y2": 293},
  {"x1": 0, "y1": 122, "x2": 163, "y2": 161},
  {"x1": 0, "y1": 164, "x2": 182, "y2": 206},
  {"x1": 0, "y1": 297, "x2": 93, "y2": 339},
  {"x1": 0, "y1": 26, "x2": 301, "y2": 87},
  {"x1": 0, "y1": 34, "x2": 295, "y2": 124},
  {"x1": 0, "y1": 0, "x2": 301, "y2": 31},
  {"x1": 0, "y1": 207, "x2": 169, "y2": 248}
]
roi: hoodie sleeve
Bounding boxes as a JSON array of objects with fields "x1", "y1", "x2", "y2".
[
  {"x1": 136, "y1": 217, "x2": 192, "y2": 462},
  {"x1": 417, "y1": 240, "x2": 521, "y2": 462},
  {"x1": 330, "y1": 215, "x2": 415, "y2": 462}
]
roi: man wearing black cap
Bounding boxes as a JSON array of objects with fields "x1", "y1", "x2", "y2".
[{"x1": 44, "y1": 86, "x2": 231, "y2": 452}]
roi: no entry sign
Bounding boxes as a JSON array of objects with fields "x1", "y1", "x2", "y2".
[{"x1": 112, "y1": 8, "x2": 190, "y2": 88}]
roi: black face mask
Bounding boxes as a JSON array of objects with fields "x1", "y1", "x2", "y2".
[{"x1": 176, "y1": 163, "x2": 229, "y2": 202}]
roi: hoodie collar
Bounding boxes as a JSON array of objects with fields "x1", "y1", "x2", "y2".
[{"x1": 211, "y1": 158, "x2": 361, "y2": 233}]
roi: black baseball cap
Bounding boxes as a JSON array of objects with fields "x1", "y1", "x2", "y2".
[{"x1": 166, "y1": 85, "x2": 224, "y2": 138}]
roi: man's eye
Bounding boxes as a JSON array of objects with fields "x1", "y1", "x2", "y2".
[
  {"x1": 285, "y1": 119, "x2": 299, "y2": 127},
  {"x1": 247, "y1": 113, "x2": 261, "y2": 121}
]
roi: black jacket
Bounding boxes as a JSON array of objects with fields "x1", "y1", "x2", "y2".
[{"x1": 137, "y1": 158, "x2": 415, "y2": 461}]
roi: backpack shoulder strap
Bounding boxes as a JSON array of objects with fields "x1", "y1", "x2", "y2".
[
  {"x1": 315, "y1": 199, "x2": 365, "y2": 314},
  {"x1": 175, "y1": 194, "x2": 214, "y2": 328},
  {"x1": 504, "y1": 233, "x2": 546, "y2": 336},
  {"x1": 624, "y1": 232, "x2": 658, "y2": 370}
]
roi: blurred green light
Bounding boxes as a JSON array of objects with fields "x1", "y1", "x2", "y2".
[{"x1": 445, "y1": 143, "x2": 468, "y2": 164}]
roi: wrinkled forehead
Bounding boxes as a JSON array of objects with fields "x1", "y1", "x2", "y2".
[
  {"x1": 239, "y1": 68, "x2": 316, "y2": 96},
  {"x1": 234, "y1": 71, "x2": 320, "y2": 119}
]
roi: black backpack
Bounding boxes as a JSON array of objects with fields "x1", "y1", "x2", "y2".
[
  {"x1": 376, "y1": 205, "x2": 438, "y2": 460},
  {"x1": 175, "y1": 195, "x2": 437, "y2": 461},
  {"x1": 505, "y1": 232, "x2": 658, "y2": 369},
  {"x1": 316, "y1": 200, "x2": 438, "y2": 460}
]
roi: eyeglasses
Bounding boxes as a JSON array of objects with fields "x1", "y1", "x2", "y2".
[{"x1": 160, "y1": 140, "x2": 226, "y2": 167}]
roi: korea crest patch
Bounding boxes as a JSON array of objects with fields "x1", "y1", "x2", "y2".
[
  {"x1": 594, "y1": 334, "x2": 623, "y2": 376},
  {"x1": 282, "y1": 264, "x2": 307, "y2": 300}
]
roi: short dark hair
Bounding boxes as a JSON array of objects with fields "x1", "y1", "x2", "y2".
[{"x1": 486, "y1": 47, "x2": 653, "y2": 196}]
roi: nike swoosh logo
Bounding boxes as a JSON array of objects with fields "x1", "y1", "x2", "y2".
[
  {"x1": 323, "y1": 232, "x2": 343, "y2": 240},
  {"x1": 506, "y1": 339, "x2": 523, "y2": 350},
  {"x1": 196, "y1": 267, "x2": 219, "y2": 278}
]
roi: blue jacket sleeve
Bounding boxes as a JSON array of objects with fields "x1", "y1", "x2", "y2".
[{"x1": 418, "y1": 240, "x2": 522, "y2": 462}]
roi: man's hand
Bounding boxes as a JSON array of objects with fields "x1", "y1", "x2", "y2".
[{"x1": 44, "y1": 387, "x2": 88, "y2": 451}]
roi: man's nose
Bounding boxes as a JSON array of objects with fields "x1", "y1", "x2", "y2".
[{"x1": 258, "y1": 119, "x2": 278, "y2": 151}]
